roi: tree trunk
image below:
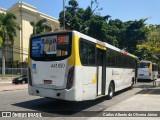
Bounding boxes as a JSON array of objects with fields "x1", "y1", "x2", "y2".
[{"x1": 2, "y1": 45, "x2": 5, "y2": 75}]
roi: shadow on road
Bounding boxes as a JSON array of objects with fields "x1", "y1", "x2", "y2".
[
  {"x1": 135, "y1": 79, "x2": 155, "y2": 88},
  {"x1": 12, "y1": 81, "x2": 159, "y2": 116},
  {"x1": 137, "y1": 79, "x2": 153, "y2": 83},
  {"x1": 135, "y1": 79, "x2": 160, "y2": 95},
  {"x1": 12, "y1": 87, "x2": 134, "y2": 116},
  {"x1": 137, "y1": 88, "x2": 160, "y2": 95},
  {"x1": 12, "y1": 95, "x2": 109, "y2": 116}
]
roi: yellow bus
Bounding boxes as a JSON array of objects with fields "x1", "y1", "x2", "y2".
[{"x1": 138, "y1": 60, "x2": 158, "y2": 81}]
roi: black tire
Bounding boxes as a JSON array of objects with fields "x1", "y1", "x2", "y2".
[
  {"x1": 22, "y1": 80, "x2": 26, "y2": 84},
  {"x1": 130, "y1": 82, "x2": 134, "y2": 90},
  {"x1": 130, "y1": 78, "x2": 135, "y2": 90},
  {"x1": 108, "y1": 82, "x2": 114, "y2": 99}
]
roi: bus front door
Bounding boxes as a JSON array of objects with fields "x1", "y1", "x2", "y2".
[{"x1": 97, "y1": 49, "x2": 106, "y2": 96}]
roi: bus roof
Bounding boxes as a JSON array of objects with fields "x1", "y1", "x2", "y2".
[
  {"x1": 140, "y1": 60, "x2": 152, "y2": 63},
  {"x1": 140, "y1": 60, "x2": 157, "y2": 64},
  {"x1": 30, "y1": 30, "x2": 138, "y2": 59},
  {"x1": 72, "y1": 31, "x2": 138, "y2": 59}
]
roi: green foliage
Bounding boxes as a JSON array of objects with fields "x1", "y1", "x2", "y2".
[
  {"x1": 30, "y1": 19, "x2": 52, "y2": 35},
  {"x1": 0, "y1": 36, "x2": 2, "y2": 47},
  {"x1": 59, "y1": 0, "x2": 118, "y2": 45},
  {"x1": 88, "y1": 15, "x2": 106, "y2": 37},
  {"x1": 0, "y1": 13, "x2": 20, "y2": 44},
  {"x1": 59, "y1": 0, "x2": 149, "y2": 49},
  {"x1": 137, "y1": 26, "x2": 160, "y2": 64},
  {"x1": 120, "y1": 19, "x2": 148, "y2": 54},
  {"x1": 0, "y1": 12, "x2": 20, "y2": 75},
  {"x1": 59, "y1": 0, "x2": 159, "y2": 62}
]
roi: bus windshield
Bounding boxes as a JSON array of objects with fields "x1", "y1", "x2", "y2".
[
  {"x1": 30, "y1": 33, "x2": 72, "y2": 61},
  {"x1": 139, "y1": 62, "x2": 150, "y2": 68}
]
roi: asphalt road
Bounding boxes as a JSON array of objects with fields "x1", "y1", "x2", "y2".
[{"x1": 0, "y1": 81, "x2": 156, "y2": 120}]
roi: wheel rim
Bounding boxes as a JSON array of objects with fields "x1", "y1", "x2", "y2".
[
  {"x1": 109, "y1": 84, "x2": 114, "y2": 97},
  {"x1": 22, "y1": 81, "x2": 25, "y2": 84}
]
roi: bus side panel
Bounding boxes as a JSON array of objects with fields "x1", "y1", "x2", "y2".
[
  {"x1": 69, "y1": 33, "x2": 97, "y2": 100},
  {"x1": 107, "y1": 68, "x2": 134, "y2": 93},
  {"x1": 68, "y1": 34, "x2": 81, "y2": 66},
  {"x1": 111, "y1": 68, "x2": 124, "y2": 91},
  {"x1": 67, "y1": 33, "x2": 83, "y2": 101},
  {"x1": 123, "y1": 68, "x2": 134, "y2": 86},
  {"x1": 67, "y1": 66, "x2": 83, "y2": 101},
  {"x1": 75, "y1": 66, "x2": 97, "y2": 100}
]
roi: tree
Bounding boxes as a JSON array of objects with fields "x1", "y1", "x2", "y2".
[
  {"x1": 0, "y1": 36, "x2": 2, "y2": 47},
  {"x1": 137, "y1": 26, "x2": 160, "y2": 64},
  {"x1": 87, "y1": 15, "x2": 107, "y2": 41},
  {"x1": 59, "y1": 0, "x2": 81, "y2": 30},
  {"x1": 0, "y1": 13, "x2": 20, "y2": 75},
  {"x1": 59, "y1": 0, "x2": 116, "y2": 44},
  {"x1": 59, "y1": 0, "x2": 104, "y2": 31},
  {"x1": 117, "y1": 19, "x2": 148, "y2": 54},
  {"x1": 30, "y1": 19, "x2": 52, "y2": 35},
  {"x1": 58, "y1": 0, "x2": 150, "y2": 52}
]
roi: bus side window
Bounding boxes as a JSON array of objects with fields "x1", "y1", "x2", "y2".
[
  {"x1": 80, "y1": 41, "x2": 88, "y2": 65},
  {"x1": 88, "y1": 43, "x2": 96, "y2": 65},
  {"x1": 116, "y1": 52, "x2": 122, "y2": 67},
  {"x1": 79, "y1": 39, "x2": 96, "y2": 66},
  {"x1": 106, "y1": 49, "x2": 115, "y2": 67},
  {"x1": 106, "y1": 49, "x2": 111, "y2": 66}
]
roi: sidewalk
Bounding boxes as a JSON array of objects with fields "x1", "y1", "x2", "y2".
[
  {"x1": 0, "y1": 77, "x2": 28, "y2": 92},
  {"x1": 88, "y1": 79, "x2": 160, "y2": 119},
  {"x1": 0, "y1": 77, "x2": 15, "y2": 83},
  {"x1": 0, "y1": 84, "x2": 28, "y2": 92},
  {"x1": 0, "y1": 80, "x2": 12, "y2": 83}
]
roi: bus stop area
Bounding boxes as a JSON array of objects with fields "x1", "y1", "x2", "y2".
[
  {"x1": 88, "y1": 78, "x2": 160, "y2": 119},
  {"x1": 0, "y1": 77, "x2": 160, "y2": 119}
]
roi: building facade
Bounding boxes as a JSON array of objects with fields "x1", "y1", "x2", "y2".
[{"x1": 0, "y1": 2, "x2": 59, "y2": 67}]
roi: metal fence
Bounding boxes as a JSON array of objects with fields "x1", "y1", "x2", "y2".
[{"x1": 0, "y1": 68, "x2": 28, "y2": 75}]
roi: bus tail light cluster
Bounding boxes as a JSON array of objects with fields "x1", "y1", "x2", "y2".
[
  {"x1": 149, "y1": 72, "x2": 151, "y2": 76},
  {"x1": 28, "y1": 67, "x2": 33, "y2": 86},
  {"x1": 66, "y1": 67, "x2": 74, "y2": 89}
]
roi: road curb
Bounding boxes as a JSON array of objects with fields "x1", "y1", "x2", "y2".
[{"x1": 0, "y1": 81, "x2": 12, "y2": 84}]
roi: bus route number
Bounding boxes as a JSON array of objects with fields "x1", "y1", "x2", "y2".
[{"x1": 51, "y1": 63, "x2": 65, "y2": 68}]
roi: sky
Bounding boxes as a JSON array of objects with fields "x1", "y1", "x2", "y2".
[{"x1": 0, "y1": 0, "x2": 160, "y2": 25}]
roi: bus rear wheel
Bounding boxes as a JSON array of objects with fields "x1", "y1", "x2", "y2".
[
  {"x1": 130, "y1": 82, "x2": 134, "y2": 90},
  {"x1": 108, "y1": 82, "x2": 114, "y2": 99}
]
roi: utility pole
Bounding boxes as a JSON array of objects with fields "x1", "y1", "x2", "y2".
[{"x1": 63, "y1": 0, "x2": 65, "y2": 30}]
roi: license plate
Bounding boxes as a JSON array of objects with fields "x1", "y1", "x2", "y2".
[{"x1": 44, "y1": 80, "x2": 52, "y2": 84}]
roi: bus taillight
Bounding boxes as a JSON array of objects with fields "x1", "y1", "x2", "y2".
[
  {"x1": 66, "y1": 67, "x2": 74, "y2": 89},
  {"x1": 28, "y1": 67, "x2": 32, "y2": 86},
  {"x1": 149, "y1": 72, "x2": 151, "y2": 76}
]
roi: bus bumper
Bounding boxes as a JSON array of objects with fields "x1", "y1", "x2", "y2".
[
  {"x1": 137, "y1": 76, "x2": 151, "y2": 80},
  {"x1": 28, "y1": 85, "x2": 81, "y2": 101}
]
